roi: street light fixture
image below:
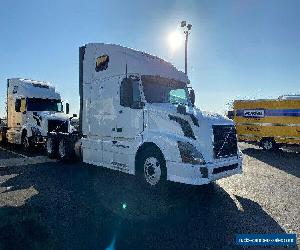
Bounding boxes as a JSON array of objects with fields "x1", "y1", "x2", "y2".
[{"x1": 181, "y1": 21, "x2": 192, "y2": 75}]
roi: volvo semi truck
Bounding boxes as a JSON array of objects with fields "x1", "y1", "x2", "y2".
[
  {"x1": 0, "y1": 78, "x2": 71, "y2": 150},
  {"x1": 47, "y1": 43, "x2": 243, "y2": 188}
]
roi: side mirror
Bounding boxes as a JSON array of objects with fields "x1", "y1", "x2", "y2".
[
  {"x1": 189, "y1": 89, "x2": 195, "y2": 106},
  {"x1": 66, "y1": 103, "x2": 70, "y2": 114}
]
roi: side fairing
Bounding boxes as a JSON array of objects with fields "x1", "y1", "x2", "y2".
[{"x1": 82, "y1": 77, "x2": 119, "y2": 137}]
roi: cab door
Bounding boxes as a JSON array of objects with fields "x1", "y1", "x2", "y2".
[
  {"x1": 10, "y1": 97, "x2": 26, "y2": 128},
  {"x1": 84, "y1": 77, "x2": 119, "y2": 166},
  {"x1": 112, "y1": 76, "x2": 144, "y2": 171}
]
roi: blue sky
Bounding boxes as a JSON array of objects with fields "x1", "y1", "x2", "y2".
[{"x1": 0, "y1": 0, "x2": 299, "y2": 117}]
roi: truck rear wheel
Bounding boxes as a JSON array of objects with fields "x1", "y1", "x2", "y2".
[
  {"x1": 136, "y1": 147, "x2": 167, "y2": 190},
  {"x1": 260, "y1": 138, "x2": 279, "y2": 151},
  {"x1": 46, "y1": 137, "x2": 57, "y2": 158}
]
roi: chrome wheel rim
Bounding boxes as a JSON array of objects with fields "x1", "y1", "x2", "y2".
[
  {"x1": 58, "y1": 140, "x2": 66, "y2": 158},
  {"x1": 47, "y1": 139, "x2": 53, "y2": 154},
  {"x1": 144, "y1": 157, "x2": 161, "y2": 186},
  {"x1": 263, "y1": 141, "x2": 272, "y2": 150}
]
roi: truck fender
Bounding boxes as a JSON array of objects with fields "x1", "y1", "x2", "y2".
[{"x1": 135, "y1": 131, "x2": 182, "y2": 165}]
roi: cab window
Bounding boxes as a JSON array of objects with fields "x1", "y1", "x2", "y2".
[
  {"x1": 120, "y1": 78, "x2": 142, "y2": 108},
  {"x1": 15, "y1": 99, "x2": 21, "y2": 112}
]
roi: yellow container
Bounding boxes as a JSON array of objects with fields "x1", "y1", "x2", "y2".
[{"x1": 233, "y1": 97, "x2": 300, "y2": 148}]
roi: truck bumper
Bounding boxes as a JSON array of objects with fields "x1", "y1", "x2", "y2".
[
  {"x1": 6, "y1": 129, "x2": 22, "y2": 144},
  {"x1": 167, "y1": 156, "x2": 243, "y2": 186}
]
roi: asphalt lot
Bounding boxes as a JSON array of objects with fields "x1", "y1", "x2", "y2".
[{"x1": 0, "y1": 143, "x2": 299, "y2": 250}]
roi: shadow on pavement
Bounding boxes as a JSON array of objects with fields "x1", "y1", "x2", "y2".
[
  {"x1": 0, "y1": 160, "x2": 291, "y2": 250},
  {"x1": 0, "y1": 142, "x2": 46, "y2": 158},
  {"x1": 242, "y1": 147, "x2": 300, "y2": 178}
]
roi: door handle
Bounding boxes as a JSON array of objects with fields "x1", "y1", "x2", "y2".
[{"x1": 119, "y1": 110, "x2": 123, "y2": 114}]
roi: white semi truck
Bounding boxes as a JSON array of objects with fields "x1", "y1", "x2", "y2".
[
  {"x1": 47, "y1": 43, "x2": 243, "y2": 188},
  {"x1": 0, "y1": 78, "x2": 71, "y2": 150}
]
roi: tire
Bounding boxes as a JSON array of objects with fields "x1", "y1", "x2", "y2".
[
  {"x1": 260, "y1": 138, "x2": 279, "y2": 151},
  {"x1": 58, "y1": 138, "x2": 72, "y2": 161},
  {"x1": 46, "y1": 137, "x2": 57, "y2": 158},
  {"x1": 0, "y1": 130, "x2": 7, "y2": 145},
  {"x1": 136, "y1": 147, "x2": 167, "y2": 191},
  {"x1": 21, "y1": 132, "x2": 32, "y2": 152}
]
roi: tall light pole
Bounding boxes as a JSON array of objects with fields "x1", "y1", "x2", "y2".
[{"x1": 181, "y1": 21, "x2": 192, "y2": 75}]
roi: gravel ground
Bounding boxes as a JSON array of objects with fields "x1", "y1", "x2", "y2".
[
  {"x1": 0, "y1": 143, "x2": 299, "y2": 249},
  {"x1": 218, "y1": 143, "x2": 300, "y2": 248}
]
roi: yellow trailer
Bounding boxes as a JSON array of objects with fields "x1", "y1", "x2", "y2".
[{"x1": 233, "y1": 95, "x2": 300, "y2": 150}]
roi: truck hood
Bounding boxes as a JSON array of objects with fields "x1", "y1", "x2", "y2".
[
  {"x1": 38, "y1": 111, "x2": 69, "y2": 121},
  {"x1": 146, "y1": 103, "x2": 233, "y2": 128},
  {"x1": 26, "y1": 111, "x2": 70, "y2": 137},
  {"x1": 195, "y1": 109, "x2": 233, "y2": 126},
  {"x1": 146, "y1": 103, "x2": 235, "y2": 160}
]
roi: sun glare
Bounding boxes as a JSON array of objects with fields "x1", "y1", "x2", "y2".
[{"x1": 167, "y1": 31, "x2": 183, "y2": 51}]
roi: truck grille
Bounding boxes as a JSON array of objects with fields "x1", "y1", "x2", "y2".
[
  {"x1": 48, "y1": 120, "x2": 68, "y2": 133},
  {"x1": 213, "y1": 125, "x2": 237, "y2": 158}
]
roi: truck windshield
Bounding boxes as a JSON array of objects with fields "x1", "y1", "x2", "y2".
[
  {"x1": 27, "y1": 98, "x2": 63, "y2": 112},
  {"x1": 141, "y1": 75, "x2": 190, "y2": 106}
]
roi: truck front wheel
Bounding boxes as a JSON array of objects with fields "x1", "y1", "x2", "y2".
[
  {"x1": 21, "y1": 132, "x2": 32, "y2": 151},
  {"x1": 136, "y1": 147, "x2": 167, "y2": 190},
  {"x1": 46, "y1": 137, "x2": 57, "y2": 158}
]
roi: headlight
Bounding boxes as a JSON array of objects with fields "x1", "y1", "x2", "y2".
[
  {"x1": 31, "y1": 127, "x2": 41, "y2": 136},
  {"x1": 177, "y1": 141, "x2": 205, "y2": 165}
]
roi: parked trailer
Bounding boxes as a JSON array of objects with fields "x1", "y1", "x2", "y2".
[
  {"x1": 233, "y1": 96, "x2": 300, "y2": 150},
  {"x1": 0, "y1": 78, "x2": 71, "y2": 150},
  {"x1": 47, "y1": 43, "x2": 243, "y2": 188}
]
